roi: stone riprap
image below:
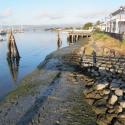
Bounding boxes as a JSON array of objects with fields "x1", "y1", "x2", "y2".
[
  {"x1": 63, "y1": 53, "x2": 125, "y2": 75},
  {"x1": 61, "y1": 50, "x2": 125, "y2": 125}
]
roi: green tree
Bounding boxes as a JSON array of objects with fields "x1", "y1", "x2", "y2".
[
  {"x1": 83, "y1": 22, "x2": 93, "y2": 30},
  {"x1": 95, "y1": 20, "x2": 101, "y2": 26}
]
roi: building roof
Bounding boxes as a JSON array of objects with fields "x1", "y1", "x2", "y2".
[{"x1": 111, "y1": 6, "x2": 125, "y2": 16}]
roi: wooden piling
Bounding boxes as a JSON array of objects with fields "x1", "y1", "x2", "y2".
[
  {"x1": 57, "y1": 32, "x2": 62, "y2": 49},
  {"x1": 7, "y1": 30, "x2": 20, "y2": 60}
]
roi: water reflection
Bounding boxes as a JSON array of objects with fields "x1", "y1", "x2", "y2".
[
  {"x1": 7, "y1": 58, "x2": 20, "y2": 82},
  {"x1": 57, "y1": 32, "x2": 62, "y2": 49},
  {"x1": 0, "y1": 31, "x2": 69, "y2": 98}
]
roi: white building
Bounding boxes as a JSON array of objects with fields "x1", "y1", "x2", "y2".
[
  {"x1": 105, "y1": 6, "x2": 125, "y2": 34},
  {"x1": 98, "y1": 22, "x2": 106, "y2": 31}
]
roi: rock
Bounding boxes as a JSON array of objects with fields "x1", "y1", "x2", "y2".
[
  {"x1": 99, "y1": 70, "x2": 107, "y2": 76},
  {"x1": 83, "y1": 63, "x2": 89, "y2": 67},
  {"x1": 107, "y1": 108, "x2": 115, "y2": 114},
  {"x1": 83, "y1": 88, "x2": 93, "y2": 95},
  {"x1": 107, "y1": 104, "x2": 114, "y2": 109},
  {"x1": 96, "y1": 83, "x2": 108, "y2": 91},
  {"x1": 85, "y1": 92, "x2": 102, "y2": 99},
  {"x1": 106, "y1": 114, "x2": 117, "y2": 123},
  {"x1": 99, "y1": 67, "x2": 106, "y2": 70},
  {"x1": 94, "y1": 98, "x2": 107, "y2": 107},
  {"x1": 113, "y1": 120, "x2": 122, "y2": 125},
  {"x1": 110, "y1": 68, "x2": 115, "y2": 72},
  {"x1": 109, "y1": 95, "x2": 118, "y2": 105},
  {"x1": 102, "y1": 89, "x2": 110, "y2": 95},
  {"x1": 118, "y1": 113, "x2": 125, "y2": 119},
  {"x1": 97, "y1": 114, "x2": 111, "y2": 125},
  {"x1": 86, "y1": 81, "x2": 95, "y2": 86},
  {"x1": 107, "y1": 105, "x2": 122, "y2": 114},
  {"x1": 115, "y1": 105, "x2": 123, "y2": 113},
  {"x1": 93, "y1": 106, "x2": 107, "y2": 115},
  {"x1": 103, "y1": 95, "x2": 109, "y2": 100},
  {"x1": 110, "y1": 82, "x2": 120, "y2": 90},
  {"x1": 55, "y1": 121, "x2": 60, "y2": 125},
  {"x1": 117, "y1": 69, "x2": 123, "y2": 74},
  {"x1": 117, "y1": 79, "x2": 123, "y2": 84},
  {"x1": 115, "y1": 89, "x2": 123, "y2": 96},
  {"x1": 85, "y1": 98, "x2": 94, "y2": 105},
  {"x1": 94, "y1": 72, "x2": 99, "y2": 77},
  {"x1": 112, "y1": 79, "x2": 117, "y2": 83},
  {"x1": 120, "y1": 102, "x2": 125, "y2": 108},
  {"x1": 120, "y1": 83, "x2": 125, "y2": 89},
  {"x1": 91, "y1": 70, "x2": 99, "y2": 76}
]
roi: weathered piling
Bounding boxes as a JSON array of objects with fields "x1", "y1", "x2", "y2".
[
  {"x1": 7, "y1": 30, "x2": 20, "y2": 60},
  {"x1": 6, "y1": 30, "x2": 20, "y2": 82},
  {"x1": 57, "y1": 32, "x2": 62, "y2": 49}
]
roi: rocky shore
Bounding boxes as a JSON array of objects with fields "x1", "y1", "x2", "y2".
[
  {"x1": 1, "y1": 36, "x2": 125, "y2": 125},
  {"x1": 0, "y1": 38, "x2": 96, "y2": 125},
  {"x1": 82, "y1": 66, "x2": 125, "y2": 125}
]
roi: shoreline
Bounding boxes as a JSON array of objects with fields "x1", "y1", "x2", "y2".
[
  {"x1": 0, "y1": 38, "x2": 97, "y2": 125},
  {"x1": 1, "y1": 32, "x2": 125, "y2": 125}
]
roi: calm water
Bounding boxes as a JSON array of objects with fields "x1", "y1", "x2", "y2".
[{"x1": 0, "y1": 31, "x2": 68, "y2": 98}]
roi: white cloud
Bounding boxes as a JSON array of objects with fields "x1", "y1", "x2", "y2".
[
  {"x1": 0, "y1": 8, "x2": 13, "y2": 18},
  {"x1": 36, "y1": 11, "x2": 64, "y2": 20},
  {"x1": 32, "y1": 9, "x2": 108, "y2": 25},
  {"x1": 0, "y1": 7, "x2": 112, "y2": 25},
  {"x1": 0, "y1": 8, "x2": 13, "y2": 25}
]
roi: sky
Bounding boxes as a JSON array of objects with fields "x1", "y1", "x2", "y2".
[{"x1": 0, "y1": 0, "x2": 125, "y2": 26}]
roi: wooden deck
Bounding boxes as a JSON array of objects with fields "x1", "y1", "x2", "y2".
[{"x1": 67, "y1": 30, "x2": 92, "y2": 42}]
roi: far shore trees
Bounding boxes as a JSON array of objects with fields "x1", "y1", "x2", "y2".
[{"x1": 83, "y1": 22, "x2": 93, "y2": 30}]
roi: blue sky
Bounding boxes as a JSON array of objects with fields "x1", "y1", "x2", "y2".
[{"x1": 0, "y1": 0, "x2": 125, "y2": 25}]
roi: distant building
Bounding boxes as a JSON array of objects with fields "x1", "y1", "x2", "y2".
[
  {"x1": 105, "y1": 6, "x2": 125, "y2": 34},
  {"x1": 96, "y1": 22, "x2": 106, "y2": 31}
]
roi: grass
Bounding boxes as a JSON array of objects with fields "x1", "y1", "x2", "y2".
[{"x1": 84, "y1": 32, "x2": 125, "y2": 56}]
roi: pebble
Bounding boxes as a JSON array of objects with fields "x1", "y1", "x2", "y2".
[{"x1": 55, "y1": 121, "x2": 60, "y2": 125}]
